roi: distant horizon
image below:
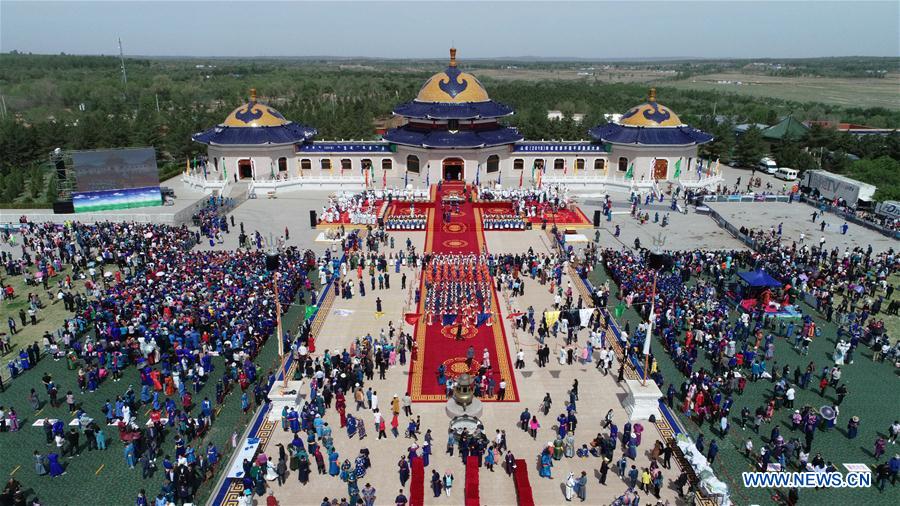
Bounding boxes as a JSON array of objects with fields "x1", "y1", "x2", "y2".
[
  {"x1": 2, "y1": 1, "x2": 898, "y2": 59},
  {"x1": 4, "y1": 52, "x2": 898, "y2": 62}
]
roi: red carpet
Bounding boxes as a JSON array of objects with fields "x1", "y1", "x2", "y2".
[
  {"x1": 512, "y1": 459, "x2": 536, "y2": 506},
  {"x1": 409, "y1": 456, "x2": 424, "y2": 506},
  {"x1": 476, "y1": 200, "x2": 591, "y2": 226},
  {"x1": 465, "y1": 456, "x2": 480, "y2": 506},
  {"x1": 407, "y1": 182, "x2": 519, "y2": 402}
]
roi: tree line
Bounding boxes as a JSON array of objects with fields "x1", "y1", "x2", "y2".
[{"x1": 1, "y1": 54, "x2": 898, "y2": 205}]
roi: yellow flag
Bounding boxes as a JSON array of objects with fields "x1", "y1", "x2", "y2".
[{"x1": 544, "y1": 310, "x2": 560, "y2": 328}]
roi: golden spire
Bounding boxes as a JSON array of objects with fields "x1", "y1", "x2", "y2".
[
  {"x1": 648, "y1": 87, "x2": 657, "y2": 102},
  {"x1": 449, "y1": 47, "x2": 457, "y2": 67},
  {"x1": 249, "y1": 88, "x2": 257, "y2": 102}
]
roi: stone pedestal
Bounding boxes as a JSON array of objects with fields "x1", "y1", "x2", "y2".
[
  {"x1": 623, "y1": 379, "x2": 663, "y2": 422},
  {"x1": 445, "y1": 397, "x2": 483, "y2": 419},
  {"x1": 267, "y1": 380, "x2": 304, "y2": 423}
]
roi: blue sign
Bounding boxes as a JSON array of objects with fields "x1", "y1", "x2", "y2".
[
  {"x1": 512, "y1": 143, "x2": 607, "y2": 153},
  {"x1": 297, "y1": 143, "x2": 392, "y2": 153}
]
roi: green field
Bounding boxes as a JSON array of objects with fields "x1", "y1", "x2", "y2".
[
  {"x1": 589, "y1": 265, "x2": 899, "y2": 505},
  {"x1": 662, "y1": 72, "x2": 900, "y2": 111}
]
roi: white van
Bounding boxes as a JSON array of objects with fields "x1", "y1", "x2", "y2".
[
  {"x1": 758, "y1": 157, "x2": 778, "y2": 174},
  {"x1": 775, "y1": 167, "x2": 798, "y2": 181}
]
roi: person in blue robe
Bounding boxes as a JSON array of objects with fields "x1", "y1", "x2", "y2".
[
  {"x1": 48, "y1": 453, "x2": 64, "y2": 477},
  {"x1": 328, "y1": 450, "x2": 340, "y2": 476},
  {"x1": 539, "y1": 449, "x2": 552, "y2": 478}
]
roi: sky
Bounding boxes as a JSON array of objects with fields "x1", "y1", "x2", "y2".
[{"x1": 1, "y1": 1, "x2": 898, "y2": 59}]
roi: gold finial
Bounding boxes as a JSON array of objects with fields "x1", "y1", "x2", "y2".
[
  {"x1": 648, "y1": 87, "x2": 657, "y2": 102},
  {"x1": 250, "y1": 88, "x2": 257, "y2": 102},
  {"x1": 449, "y1": 47, "x2": 457, "y2": 67}
]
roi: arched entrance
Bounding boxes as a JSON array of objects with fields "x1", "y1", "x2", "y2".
[
  {"x1": 653, "y1": 159, "x2": 668, "y2": 180},
  {"x1": 442, "y1": 158, "x2": 464, "y2": 181},
  {"x1": 238, "y1": 159, "x2": 253, "y2": 179}
]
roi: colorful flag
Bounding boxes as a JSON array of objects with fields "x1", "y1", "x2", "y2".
[
  {"x1": 673, "y1": 158, "x2": 682, "y2": 178},
  {"x1": 543, "y1": 310, "x2": 560, "y2": 328},
  {"x1": 364, "y1": 165, "x2": 369, "y2": 186},
  {"x1": 518, "y1": 169, "x2": 523, "y2": 187},
  {"x1": 614, "y1": 303, "x2": 625, "y2": 319},
  {"x1": 531, "y1": 160, "x2": 536, "y2": 183},
  {"x1": 404, "y1": 169, "x2": 409, "y2": 188},
  {"x1": 222, "y1": 157, "x2": 226, "y2": 181},
  {"x1": 185, "y1": 157, "x2": 190, "y2": 175},
  {"x1": 563, "y1": 162, "x2": 568, "y2": 176},
  {"x1": 304, "y1": 305, "x2": 318, "y2": 320},
  {"x1": 475, "y1": 163, "x2": 480, "y2": 186},
  {"x1": 426, "y1": 163, "x2": 430, "y2": 187},
  {"x1": 382, "y1": 168, "x2": 387, "y2": 188},
  {"x1": 714, "y1": 158, "x2": 720, "y2": 176},
  {"x1": 625, "y1": 163, "x2": 634, "y2": 180}
]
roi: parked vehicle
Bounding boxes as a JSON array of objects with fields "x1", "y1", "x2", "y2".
[
  {"x1": 775, "y1": 167, "x2": 798, "y2": 181},
  {"x1": 757, "y1": 157, "x2": 778, "y2": 174},
  {"x1": 801, "y1": 169, "x2": 877, "y2": 208}
]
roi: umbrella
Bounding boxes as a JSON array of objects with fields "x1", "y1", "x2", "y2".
[
  {"x1": 144, "y1": 232, "x2": 153, "y2": 239},
  {"x1": 156, "y1": 272, "x2": 165, "y2": 277},
  {"x1": 798, "y1": 274, "x2": 808, "y2": 281},
  {"x1": 104, "y1": 271, "x2": 113, "y2": 278},
  {"x1": 853, "y1": 285, "x2": 865, "y2": 294},
  {"x1": 819, "y1": 406, "x2": 836, "y2": 421}
]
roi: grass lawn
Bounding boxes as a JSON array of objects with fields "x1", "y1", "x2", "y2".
[
  {"x1": 2, "y1": 264, "x2": 121, "y2": 375},
  {"x1": 0, "y1": 274, "x2": 313, "y2": 505},
  {"x1": 589, "y1": 265, "x2": 899, "y2": 505},
  {"x1": 661, "y1": 72, "x2": 900, "y2": 111}
]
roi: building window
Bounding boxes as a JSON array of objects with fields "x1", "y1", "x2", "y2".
[
  {"x1": 448, "y1": 119, "x2": 459, "y2": 132},
  {"x1": 407, "y1": 155, "x2": 420, "y2": 173},
  {"x1": 535, "y1": 159, "x2": 545, "y2": 171},
  {"x1": 554, "y1": 158, "x2": 565, "y2": 170},
  {"x1": 341, "y1": 158, "x2": 352, "y2": 171},
  {"x1": 513, "y1": 158, "x2": 524, "y2": 170},
  {"x1": 278, "y1": 157, "x2": 287, "y2": 172},
  {"x1": 486, "y1": 155, "x2": 500, "y2": 173},
  {"x1": 361, "y1": 159, "x2": 372, "y2": 171},
  {"x1": 618, "y1": 157, "x2": 628, "y2": 172},
  {"x1": 575, "y1": 158, "x2": 585, "y2": 171},
  {"x1": 301, "y1": 159, "x2": 312, "y2": 170},
  {"x1": 382, "y1": 159, "x2": 392, "y2": 170},
  {"x1": 320, "y1": 159, "x2": 332, "y2": 171},
  {"x1": 594, "y1": 159, "x2": 606, "y2": 171}
]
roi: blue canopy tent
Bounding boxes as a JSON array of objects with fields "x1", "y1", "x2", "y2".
[{"x1": 737, "y1": 270, "x2": 783, "y2": 288}]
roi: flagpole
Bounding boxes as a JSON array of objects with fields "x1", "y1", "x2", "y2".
[{"x1": 642, "y1": 270, "x2": 657, "y2": 386}]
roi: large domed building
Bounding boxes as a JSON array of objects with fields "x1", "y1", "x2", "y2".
[
  {"x1": 383, "y1": 48, "x2": 522, "y2": 181},
  {"x1": 189, "y1": 53, "x2": 719, "y2": 193},
  {"x1": 589, "y1": 88, "x2": 714, "y2": 182},
  {"x1": 192, "y1": 89, "x2": 317, "y2": 180}
]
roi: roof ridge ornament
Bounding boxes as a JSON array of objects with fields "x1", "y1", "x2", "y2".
[
  {"x1": 648, "y1": 87, "x2": 656, "y2": 103},
  {"x1": 449, "y1": 47, "x2": 457, "y2": 67},
  {"x1": 250, "y1": 88, "x2": 257, "y2": 103}
]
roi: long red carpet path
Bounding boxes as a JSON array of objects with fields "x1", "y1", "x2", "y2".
[
  {"x1": 408, "y1": 182, "x2": 519, "y2": 401},
  {"x1": 464, "y1": 456, "x2": 480, "y2": 506}
]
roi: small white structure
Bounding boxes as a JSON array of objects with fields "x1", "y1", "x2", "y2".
[{"x1": 622, "y1": 379, "x2": 663, "y2": 422}]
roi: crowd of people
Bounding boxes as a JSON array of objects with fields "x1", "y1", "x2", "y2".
[
  {"x1": 320, "y1": 192, "x2": 381, "y2": 225},
  {"x1": 0, "y1": 213, "x2": 328, "y2": 505},
  {"x1": 591, "y1": 222, "x2": 898, "y2": 497}
]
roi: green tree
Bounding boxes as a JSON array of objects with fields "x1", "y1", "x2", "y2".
[
  {"x1": 733, "y1": 126, "x2": 766, "y2": 167},
  {"x1": 846, "y1": 156, "x2": 900, "y2": 201}
]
